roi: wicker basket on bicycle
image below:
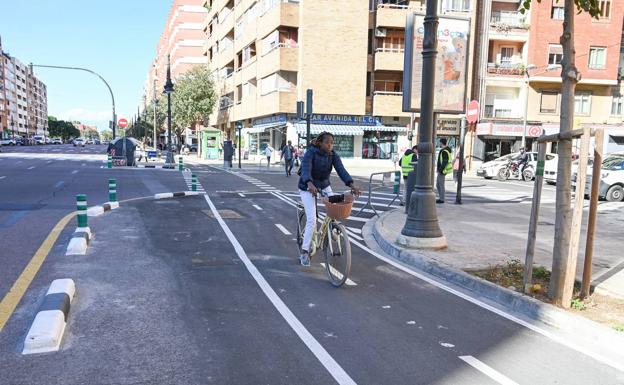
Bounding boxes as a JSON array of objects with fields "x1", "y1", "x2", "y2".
[{"x1": 322, "y1": 194, "x2": 354, "y2": 220}]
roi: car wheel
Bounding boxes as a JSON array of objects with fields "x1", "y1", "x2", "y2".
[
  {"x1": 484, "y1": 176, "x2": 492, "y2": 180},
  {"x1": 606, "y1": 185, "x2": 624, "y2": 202},
  {"x1": 546, "y1": 181, "x2": 556, "y2": 185}
]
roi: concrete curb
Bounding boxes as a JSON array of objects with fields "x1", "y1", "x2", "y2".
[
  {"x1": 23, "y1": 279, "x2": 76, "y2": 354},
  {"x1": 136, "y1": 164, "x2": 175, "y2": 169},
  {"x1": 86, "y1": 201, "x2": 120, "y2": 217},
  {"x1": 154, "y1": 191, "x2": 200, "y2": 200},
  {"x1": 66, "y1": 226, "x2": 91, "y2": 256},
  {"x1": 367, "y1": 209, "x2": 624, "y2": 363}
]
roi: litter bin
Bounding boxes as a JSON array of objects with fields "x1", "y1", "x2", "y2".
[{"x1": 223, "y1": 140, "x2": 234, "y2": 168}]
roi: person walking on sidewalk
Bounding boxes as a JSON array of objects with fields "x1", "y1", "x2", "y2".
[
  {"x1": 400, "y1": 148, "x2": 414, "y2": 205},
  {"x1": 264, "y1": 145, "x2": 273, "y2": 167},
  {"x1": 280, "y1": 140, "x2": 295, "y2": 176},
  {"x1": 436, "y1": 138, "x2": 453, "y2": 204}
]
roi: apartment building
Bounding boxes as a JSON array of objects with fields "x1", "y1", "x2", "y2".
[
  {"x1": 144, "y1": 0, "x2": 207, "y2": 121},
  {"x1": 202, "y1": 0, "x2": 474, "y2": 160},
  {"x1": 473, "y1": 0, "x2": 624, "y2": 162},
  {"x1": 0, "y1": 36, "x2": 48, "y2": 140}
]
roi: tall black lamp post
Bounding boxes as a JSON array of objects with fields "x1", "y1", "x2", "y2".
[
  {"x1": 236, "y1": 121, "x2": 242, "y2": 169},
  {"x1": 398, "y1": 0, "x2": 447, "y2": 249},
  {"x1": 10, "y1": 117, "x2": 15, "y2": 140},
  {"x1": 163, "y1": 55, "x2": 175, "y2": 165}
]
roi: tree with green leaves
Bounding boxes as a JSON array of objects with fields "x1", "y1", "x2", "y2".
[
  {"x1": 170, "y1": 65, "x2": 217, "y2": 147},
  {"x1": 101, "y1": 129, "x2": 113, "y2": 142},
  {"x1": 48, "y1": 116, "x2": 80, "y2": 140},
  {"x1": 520, "y1": 0, "x2": 601, "y2": 307}
]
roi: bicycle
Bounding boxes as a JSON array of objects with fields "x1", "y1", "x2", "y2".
[{"x1": 296, "y1": 191, "x2": 354, "y2": 287}]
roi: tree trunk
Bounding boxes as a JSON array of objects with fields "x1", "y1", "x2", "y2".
[{"x1": 549, "y1": 0, "x2": 578, "y2": 307}]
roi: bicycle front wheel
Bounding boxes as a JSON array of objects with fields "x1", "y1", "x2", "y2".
[{"x1": 323, "y1": 222, "x2": 351, "y2": 287}]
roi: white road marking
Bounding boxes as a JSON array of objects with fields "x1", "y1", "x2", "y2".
[
  {"x1": 27, "y1": 166, "x2": 35, "y2": 170},
  {"x1": 275, "y1": 224, "x2": 292, "y2": 235},
  {"x1": 71, "y1": 170, "x2": 78, "y2": 174},
  {"x1": 269, "y1": 190, "x2": 624, "y2": 373},
  {"x1": 238, "y1": 193, "x2": 246, "y2": 197},
  {"x1": 54, "y1": 181, "x2": 65, "y2": 189},
  {"x1": 319, "y1": 263, "x2": 357, "y2": 286},
  {"x1": 347, "y1": 227, "x2": 362, "y2": 234},
  {"x1": 0, "y1": 176, "x2": 6, "y2": 180},
  {"x1": 203, "y1": 194, "x2": 356, "y2": 385},
  {"x1": 252, "y1": 204, "x2": 263, "y2": 211},
  {"x1": 458, "y1": 356, "x2": 519, "y2": 385}
]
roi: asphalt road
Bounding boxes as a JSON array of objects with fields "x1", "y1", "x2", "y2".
[{"x1": 1, "y1": 154, "x2": 623, "y2": 384}]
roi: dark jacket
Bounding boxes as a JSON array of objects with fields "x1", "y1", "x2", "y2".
[
  {"x1": 298, "y1": 146, "x2": 353, "y2": 191},
  {"x1": 281, "y1": 144, "x2": 294, "y2": 160},
  {"x1": 437, "y1": 147, "x2": 452, "y2": 174}
]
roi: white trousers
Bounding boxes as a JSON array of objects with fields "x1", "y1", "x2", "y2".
[{"x1": 299, "y1": 186, "x2": 333, "y2": 252}]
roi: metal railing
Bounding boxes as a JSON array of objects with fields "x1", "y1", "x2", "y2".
[
  {"x1": 355, "y1": 171, "x2": 402, "y2": 217},
  {"x1": 490, "y1": 11, "x2": 527, "y2": 28}
]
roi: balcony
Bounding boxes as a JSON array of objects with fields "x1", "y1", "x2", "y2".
[
  {"x1": 372, "y1": 92, "x2": 410, "y2": 117},
  {"x1": 376, "y1": 2, "x2": 423, "y2": 28},
  {"x1": 258, "y1": 90, "x2": 297, "y2": 115},
  {"x1": 233, "y1": 97, "x2": 257, "y2": 121},
  {"x1": 374, "y1": 48, "x2": 404, "y2": 72},
  {"x1": 489, "y1": 11, "x2": 529, "y2": 41},
  {"x1": 257, "y1": 1, "x2": 299, "y2": 41},
  {"x1": 258, "y1": 44, "x2": 298, "y2": 78},
  {"x1": 216, "y1": 11, "x2": 235, "y2": 40},
  {"x1": 239, "y1": 59, "x2": 258, "y2": 83},
  {"x1": 216, "y1": 43, "x2": 235, "y2": 68},
  {"x1": 486, "y1": 63, "x2": 526, "y2": 78},
  {"x1": 234, "y1": 17, "x2": 258, "y2": 52}
]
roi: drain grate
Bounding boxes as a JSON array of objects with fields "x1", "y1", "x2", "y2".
[{"x1": 202, "y1": 209, "x2": 243, "y2": 219}]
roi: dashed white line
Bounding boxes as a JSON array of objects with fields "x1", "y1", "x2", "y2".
[
  {"x1": 238, "y1": 192, "x2": 246, "y2": 197},
  {"x1": 458, "y1": 356, "x2": 518, "y2": 385},
  {"x1": 0, "y1": 176, "x2": 6, "y2": 180},
  {"x1": 71, "y1": 170, "x2": 78, "y2": 174},
  {"x1": 203, "y1": 194, "x2": 356, "y2": 385},
  {"x1": 252, "y1": 204, "x2": 263, "y2": 211},
  {"x1": 27, "y1": 166, "x2": 35, "y2": 170},
  {"x1": 275, "y1": 224, "x2": 292, "y2": 235}
]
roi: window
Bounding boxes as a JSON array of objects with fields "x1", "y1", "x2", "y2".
[
  {"x1": 574, "y1": 91, "x2": 591, "y2": 115},
  {"x1": 376, "y1": 29, "x2": 405, "y2": 52},
  {"x1": 441, "y1": 0, "x2": 470, "y2": 12},
  {"x1": 611, "y1": 92, "x2": 623, "y2": 115},
  {"x1": 548, "y1": 44, "x2": 563, "y2": 65},
  {"x1": 540, "y1": 91, "x2": 559, "y2": 113},
  {"x1": 373, "y1": 80, "x2": 402, "y2": 93},
  {"x1": 599, "y1": 0, "x2": 611, "y2": 18},
  {"x1": 551, "y1": 0, "x2": 564, "y2": 20},
  {"x1": 242, "y1": 43, "x2": 256, "y2": 64},
  {"x1": 589, "y1": 47, "x2": 607, "y2": 69},
  {"x1": 500, "y1": 47, "x2": 514, "y2": 66}
]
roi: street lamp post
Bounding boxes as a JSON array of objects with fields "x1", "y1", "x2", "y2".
[
  {"x1": 236, "y1": 121, "x2": 242, "y2": 169},
  {"x1": 10, "y1": 117, "x2": 15, "y2": 141},
  {"x1": 163, "y1": 55, "x2": 175, "y2": 165},
  {"x1": 398, "y1": 0, "x2": 447, "y2": 249},
  {"x1": 153, "y1": 78, "x2": 157, "y2": 149}
]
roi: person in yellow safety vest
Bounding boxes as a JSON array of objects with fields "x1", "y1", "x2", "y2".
[{"x1": 400, "y1": 148, "x2": 414, "y2": 181}]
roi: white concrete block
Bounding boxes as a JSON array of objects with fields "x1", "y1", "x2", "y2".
[
  {"x1": 108, "y1": 201, "x2": 120, "y2": 209},
  {"x1": 186, "y1": 191, "x2": 200, "y2": 196},
  {"x1": 74, "y1": 226, "x2": 91, "y2": 239},
  {"x1": 66, "y1": 237, "x2": 87, "y2": 255},
  {"x1": 154, "y1": 193, "x2": 174, "y2": 199},
  {"x1": 87, "y1": 206, "x2": 104, "y2": 217},
  {"x1": 22, "y1": 310, "x2": 67, "y2": 354},
  {"x1": 46, "y1": 279, "x2": 76, "y2": 301}
]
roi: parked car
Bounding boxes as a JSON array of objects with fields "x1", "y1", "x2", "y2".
[
  {"x1": 86, "y1": 138, "x2": 94, "y2": 145},
  {"x1": 545, "y1": 157, "x2": 595, "y2": 185},
  {"x1": 0, "y1": 138, "x2": 18, "y2": 146},
  {"x1": 94, "y1": 139, "x2": 101, "y2": 145},
  {"x1": 45, "y1": 137, "x2": 52, "y2": 144},
  {"x1": 51, "y1": 138, "x2": 63, "y2": 144},
  {"x1": 33, "y1": 135, "x2": 45, "y2": 145},
  {"x1": 573, "y1": 152, "x2": 624, "y2": 202},
  {"x1": 477, "y1": 152, "x2": 558, "y2": 180},
  {"x1": 73, "y1": 138, "x2": 86, "y2": 147}
]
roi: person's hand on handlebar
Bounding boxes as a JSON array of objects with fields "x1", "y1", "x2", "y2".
[
  {"x1": 349, "y1": 183, "x2": 362, "y2": 197},
  {"x1": 307, "y1": 181, "x2": 319, "y2": 196}
]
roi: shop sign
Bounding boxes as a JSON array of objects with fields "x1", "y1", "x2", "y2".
[
  {"x1": 476, "y1": 122, "x2": 542, "y2": 137},
  {"x1": 476, "y1": 122, "x2": 492, "y2": 135},
  {"x1": 437, "y1": 119, "x2": 460, "y2": 136},
  {"x1": 252, "y1": 114, "x2": 287, "y2": 126},
  {"x1": 309, "y1": 114, "x2": 381, "y2": 126}
]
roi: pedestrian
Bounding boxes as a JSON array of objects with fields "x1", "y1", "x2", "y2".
[
  {"x1": 436, "y1": 138, "x2": 453, "y2": 204},
  {"x1": 399, "y1": 148, "x2": 414, "y2": 205},
  {"x1": 264, "y1": 145, "x2": 273, "y2": 167},
  {"x1": 280, "y1": 140, "x2": 295, "y2": 176},
  {"x1": 412, "y1": 145, "x2": 418, "y2": 161},
  {"x1": 452, "y1": 148, "x2": 462, "y2": 186}
]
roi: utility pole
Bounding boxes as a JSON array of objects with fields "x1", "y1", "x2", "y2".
[
  {"x1": 163, "y1": 55, "x2": 175, "y2": 165},
  {"x1": 153, "y1": 78, "x2": 157, "y2": 149}
]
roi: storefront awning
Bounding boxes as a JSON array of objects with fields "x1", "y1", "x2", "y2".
[
  {"x1": 362, "y1": 125, "x2": 406, "y2": 132},
  {"x1": 247, "y1": 121, "x2": 288, "y2": 134},
  {"x1": 295, "y1": 123, "x2": 364, "y2": 136}
]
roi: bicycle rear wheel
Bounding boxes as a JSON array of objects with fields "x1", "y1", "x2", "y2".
[
  {"x1": 296, "y1": 206, "x2": 305, "y2": 253},
  {"x1": 323, "y1": 221, "x2": 351, "y2": 287}
]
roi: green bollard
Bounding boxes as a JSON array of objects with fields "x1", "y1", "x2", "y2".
[
  {"x1": 178, "y1": 156, "x2": 184, "y2": 171},
  {"x1": 76, "y1": 194, "x2": 88, "y2": 228},
  {"x1": 107, "y1": 154, "x2": 112, "y2": 169},
  {"x1": 191, "y1": 174, "x2": 197, "y2": 191},
  {"x1": 108, "y1": 178, "x2": 117, "y2": 202},
  {"x1": 393, "y1": 171, "x2": 400, "y2": 195}
]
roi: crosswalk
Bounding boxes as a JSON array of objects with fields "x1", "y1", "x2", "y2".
[
  {"x1": 0, "y1": 153, "x2": 105, "y2": 162},
  {"x1": 237, "y1": 173, "x2": 280, "y2": 193},
  {"x1": 183, "y1": 170, "x2": 205, "y2": 193}
]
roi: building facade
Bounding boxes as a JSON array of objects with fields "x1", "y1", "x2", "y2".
[
  {"x1": 0, "y1": 36, "x2": 48, "y2": 141},
  {"x1": 202, "y1": 0, "x2": 475, "y2": 160},
  {"x1": 472, "y1": 0, "x2": 624, "y2": 163}
]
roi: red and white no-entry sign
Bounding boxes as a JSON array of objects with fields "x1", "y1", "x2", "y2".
[
  {"x1": 528, "y1": 126, "x2": 542, "y2": 137},
  {"x1": 466, "y1": 100, "x2": 480, "y2": 124},
  {"x1": 118, "y1": 118, "x2": 128, "y2": 128}
]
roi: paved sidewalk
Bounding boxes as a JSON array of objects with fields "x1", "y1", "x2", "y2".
[{"x1": 370, "y1": 206, "x2": 624, "y2": 299}]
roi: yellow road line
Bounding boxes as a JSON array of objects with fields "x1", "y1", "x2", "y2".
[{"x1": 0, "y1": 212, "x2": 75, "y2": 333}]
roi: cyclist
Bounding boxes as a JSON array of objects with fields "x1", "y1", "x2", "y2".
[{"x1": 298, "y1": 132, "x2": 361, "y2": 267}]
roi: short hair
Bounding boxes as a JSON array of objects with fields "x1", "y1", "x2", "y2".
[
  {"x1": 440, "y1": 138, "x2": 447, "y2": 146},
  {"x1": 412, "y1": 145, "x2": 418, "y2": 151}
]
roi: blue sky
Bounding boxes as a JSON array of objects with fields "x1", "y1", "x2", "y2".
[{"x1": 1, "y1": 0, "x2": 172, "y2": 131}]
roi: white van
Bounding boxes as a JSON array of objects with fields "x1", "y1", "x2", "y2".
[{"x1": 33, "y1": 135, "x2": 45, "y2": 145}]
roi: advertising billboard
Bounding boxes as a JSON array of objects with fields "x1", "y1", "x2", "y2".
[{"x1": 403, "y1": 14, "x2": 470, "y2": 114}]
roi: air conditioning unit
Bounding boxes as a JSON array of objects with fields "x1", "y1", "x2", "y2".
[{"x1": 375, "y1": 27, "x2": 387, "y2": 37}]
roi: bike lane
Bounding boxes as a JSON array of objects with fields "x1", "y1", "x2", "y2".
[{"x1": 199, "y1": 171, "x2": 624, "y2": 385}]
